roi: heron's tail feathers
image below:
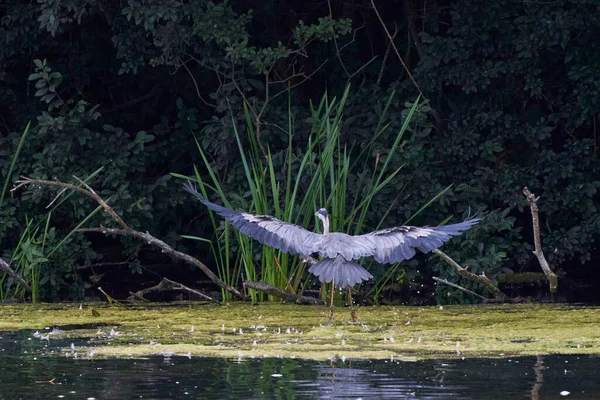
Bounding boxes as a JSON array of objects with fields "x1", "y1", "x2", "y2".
[{"x1": 308, "y1": 256, "x2": 373, "y2": 288}]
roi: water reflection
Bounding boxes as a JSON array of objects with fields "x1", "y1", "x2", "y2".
[{"x1": 0, "y1": 331, "x2": 597, "y2": 399}]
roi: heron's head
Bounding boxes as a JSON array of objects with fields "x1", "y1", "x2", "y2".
[
  {"x1": 314, "y1": 208, "x2": 329, "y2": 234},
  {"x1": 315, "y1": 208, "x2": 328, "y2": 220}
]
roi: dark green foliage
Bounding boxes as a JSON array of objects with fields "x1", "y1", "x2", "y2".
[{"x1": 1, "y1": 0, "x2": 599, "y2": 303}]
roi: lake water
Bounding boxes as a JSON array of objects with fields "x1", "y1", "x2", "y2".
[{"x1": 0, "y1": 331, "x2": 597, "y2": 399}]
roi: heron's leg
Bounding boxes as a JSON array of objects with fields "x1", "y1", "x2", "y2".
[
  {"x1": 347, "y1": 285, "x2": 357, "y2": 323},
  {"x1": 329, "y1": 280, "x2": 335, "y2": 321}
]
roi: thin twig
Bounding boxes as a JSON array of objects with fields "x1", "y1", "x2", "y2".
[
  {"x1": 178, "y1": 58, "x2": 217, "y2": 108},
  {"x1": 76, "y1": 262, "x2": 131, "y2": 270},
  {"x1": 523, "y1": 187, "x2": 558, "y2": 293},
  {"x1": 432, "y1": 276, "x2": 486, "y2": 300},
  {"x1": 377, "y1": 23, "x2": 398, "y2": 85},
  {"x1": 370, "y1": 0, "x2": 425, "y2": 98}
]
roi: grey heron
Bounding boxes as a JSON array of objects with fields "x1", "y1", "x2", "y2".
[{"x1": 184, "y1": 182, "x2": 479, "y2": 295}]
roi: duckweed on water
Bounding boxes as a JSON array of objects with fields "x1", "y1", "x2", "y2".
[{"x1": 1, "y1": 302, "x2": 599, "y2": 361}]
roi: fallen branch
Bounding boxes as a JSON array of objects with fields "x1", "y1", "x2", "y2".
[
  {"x1": 128, "y1": 278, "x2": 218, "y2": 303},
  {"x1": 244, "y1": 280, "x2": 324, "y2": 305},
  {"x1": 0, "y1": 257, "x2": 32, "y2": 292},
  {"x1": 432, "y1": 276, "x2": 486, "y2": 300},
  {"x1": 523, "y1": 187, "x2": 558, "y2": 293},
  {"x1": 12, "y1": 176, "x2": 244, "y2": 300},
  {"x1": 432, "y1": 249, "x2": 507, "y2": 300}
]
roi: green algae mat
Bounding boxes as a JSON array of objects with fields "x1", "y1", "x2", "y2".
[{"x1": 1, "y1": 303, "x2": 598, "y2": 361}]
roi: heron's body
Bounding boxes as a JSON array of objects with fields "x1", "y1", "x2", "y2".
[{"x1": 184, "y1": 182, "x2": 479, "y2": 288}]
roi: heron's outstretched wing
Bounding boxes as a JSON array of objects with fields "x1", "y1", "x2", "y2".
[
  {"x1": 184, "y1": 182, "x2": 321, "y2": 257},
  {"x1": 356, "y1": 218, "x2": 480, "y2": 264}
]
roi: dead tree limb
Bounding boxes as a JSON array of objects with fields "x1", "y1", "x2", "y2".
[
  {"x1": 12, "y1": 176, "x2": 244, "y2": 300},
  {"x1": 128, "y1": 278, "x2": 218, "y2": 303},
  {"x1": 523, "y1": 187, "x2": 558, "y2": 293},
  {"x1": 244, "y1": 280, "x2": 324, "y2": 305},
  {"x1": 0, "y1": 257, "x2": 31, "y2": 292},
  {"x1": 432, "y1": 249, "x2": 507, "y2": 300}
]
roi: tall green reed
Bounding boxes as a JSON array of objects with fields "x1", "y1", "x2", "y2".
[{"x1": 182, "y1": 86, "x2": 429, "y2": 303}]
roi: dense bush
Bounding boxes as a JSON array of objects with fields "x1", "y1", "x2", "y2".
[{"x1": 1, "y1": 0, "x2": 598, "y2": 302}]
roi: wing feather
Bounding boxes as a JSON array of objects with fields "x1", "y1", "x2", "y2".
[
  {"x1": 184, "y1": 182, "x2": 321, "y2": 257},
  {"x1": 356, "y1": 218, "x2": 480, "y2": 264}
]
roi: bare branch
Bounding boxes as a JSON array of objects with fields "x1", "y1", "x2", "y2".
[
  {"x1": 244, "y1": 280, "x2": 324, "y2": 305},
  {"x1": 128, "y1": 277, "x2": 218, "y2": 303},
  {"x1": 267, "y1": 60, "x2": 327, "y2": 105},
  {"x1": 432, "y1": 249, "x2": 507, "y2": 300},
  {"x1": 13, "y1": 176, "x2": 129, "y2": 230},
  {"x1": 103, "y1": 84, "x2": 162, "y2": 113},
  {"x1": 523, "y1": 187, "x2": 558, "y2": 293},
  {"x1": 0, "y1": 257, "x2": 31, "y2": 292}
]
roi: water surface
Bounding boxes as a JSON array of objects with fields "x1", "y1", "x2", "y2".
[{"x1": 0, "y1": 331, "x2": 596, "y2": 399}]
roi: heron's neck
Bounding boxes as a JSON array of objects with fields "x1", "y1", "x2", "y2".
[{"x1": 322, "y1": 217, "x2": 330, "y2": 234}]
